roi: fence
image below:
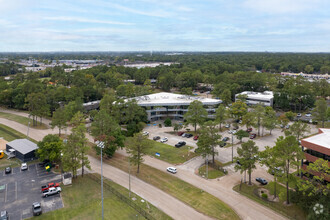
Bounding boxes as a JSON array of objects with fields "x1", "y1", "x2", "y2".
[{"x1": 89, "y1": 174, "x2": 156, "y2": 220}]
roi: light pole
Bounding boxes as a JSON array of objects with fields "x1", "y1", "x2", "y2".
[
  {"x1": 129, "y1": 160, "x2": 131, "y2": 198},
  {"x1": 231, "y1": 132, "x2": 234, "y2": 162},
  {"x1": 97, "y1": 141, "x2": 105, "y2": 220},
  {"x1": 27, "y1": 115, "x2": 31, "y2": 139}
]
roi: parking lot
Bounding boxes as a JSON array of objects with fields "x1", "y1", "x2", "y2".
[{"x1": 0, "y1": 163, "x2": 63, "y2": 219}]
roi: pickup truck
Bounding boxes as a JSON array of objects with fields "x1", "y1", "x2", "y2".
[
  {"x1": 42, "y1": 187, "x2": 61, "y2": 197},
  {"x1": 41, "y1": 182, "x2": 60, "y2": 192}
]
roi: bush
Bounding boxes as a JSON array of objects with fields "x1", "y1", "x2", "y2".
[
  {"x1": 158, "y1": 124, "x2": 162, "y2": 128},
  {"x1": 262, "y1": 193, "x2": 268, "y2": 199},
  {"x1": 164, "y1": 118, "x2": 172, "y2": 127}
]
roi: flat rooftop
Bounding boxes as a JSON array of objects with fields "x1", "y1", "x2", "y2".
[
  {"x1": 303, "y1": 128, "x2": 330, "y2": 149},
  {"x1": 6, "y1": 139, "x2": 38, "y2": 154},
  {"x1": 126, "y1": 92, "x2": 222, "y2": 106},
  {"x1": 237, "y1": 91, "x2": 274, "y2": 100}
]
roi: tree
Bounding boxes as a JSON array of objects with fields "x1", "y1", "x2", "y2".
[
  {"x1": 304, "y1": 65, "x2": 314, "y2": 74},
  {"x1": 313, "y1": 98, "x2": 328, "y2": 127},
  {"x1": 63, "y1": 99, "x2": 84, "y2": 122},
  {"x1": 62, "y1": 112, "x2": 90, "y2": 178},
  {"x1": 234, "y1": 140, "x2": 259, "y2": 185},
  {"x1": 196, "y1": 121, "x2": 221, "y2": 166},
  {"x1": 252, "y1": 105, "x2": 265, "y2": 136},
  {"x1": 164, "y1": 118, "x2": 172, "y2": 127},
  {"x1": 278, "y1": 114, "x2": 289, "y2": 130},
  {"x1": 262, "y1": 107, "x2": 278, "y2": 135},
  {"x1": 181, "y1": 87, "x2": 193, "y2": 95},
  {"x1": 184, "y1": 100, "x2": 208, "y2": 132},
  {"x1": 259, "y1": 146, "x2": 283, "y2": 198},
  {"x1": 37, "y1": 134, "x2": 63, "y2": 164},
  {"x1": 229, "y1": 100, "x2": 247, "y2": 119},
  {"x1": 215, "y1": 105, "x2": 227, "y2": 131},
  {"x1": 220, "y1": 89, "x2": 231, "y2": 106},
  {"x1": 173, "y1": 123, "x2": 183, "y2": 132},
  {"x1": 122, "y1": 100, "x2": 147, "y2": 136},
  {"x1": 126, "y1": 132, "x2": 152, "y2": 173},
  {"x1": 235, "y1": 129, "x2": 249, "y2": 143},
  {"x1": 242, "y1": 112, "x2": 255, "y2": 129},
  {"x1": 51, "y1": 107, "x2": 67, "y2": 136},
  {"x1": 273, "y1": 136, "x2": 304, "y2": 204},
  {"x1": 25, "y1": 92, "x2": 49, "y2": 126},
  {"x1": 91, "y1": 109, "x2": 125, "y2": 158},
  {"x1": 285, "y1": 111, "x2": 296, "y2": 121}
]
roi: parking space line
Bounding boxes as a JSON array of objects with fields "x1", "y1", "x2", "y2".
[{"x1": 5, "y1": 183, "x2": 7, "y2": 202}]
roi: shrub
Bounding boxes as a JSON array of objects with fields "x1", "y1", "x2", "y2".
[
  {"x1": 159, "y1": 124, "x2": 162, "y2": 128},
  {"x1": 262, "y1": 193, "x2": 268, "y2": 199},
  {"x1": 164, "y1": 118, "x2": 172, "y2": 127}
]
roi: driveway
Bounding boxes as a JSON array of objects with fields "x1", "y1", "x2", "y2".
[{"x1": 0, "y1": 163, "x2": 62, "y2": 219}]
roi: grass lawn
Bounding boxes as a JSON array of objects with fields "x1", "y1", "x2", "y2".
[
  {"x1": 233, "y1": 182, "x2": 306, "y2": 220},
  {"x1": 0, "y1": 154, "x2": 21, "y2": 170},
  {"x1": 89, "y1": 150, "x2": 239, "y2": 220},
  {"x1": 34, "y1": 174, "x2": 171, "y2": 220},
  {"x1": 145, "y1": 139, "x2": 198, "y2": 164},
  {"x1": 198, "y1": 160, "x2": 226, "y2": 179},
  {"x1": 0, "y1": 124, "x2": 30, "y2": 141},
  {"x1": 0, "y1": 112, "x2": 48, "y2": 129}
]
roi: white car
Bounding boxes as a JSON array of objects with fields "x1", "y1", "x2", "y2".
[
  {"x1": 160, "y1": 137, "x2": 168, "y2": 143},
  {"x1": 167, "y1": 167, "x2": 177, "y2": 174},
  {"x1": 142, "y1": 131, "x2": 149, "y2": 136},
  {"x1": 225, "y1": 124, "x2": 230, "y2": 128},
  {"x1": 305, "y1": 113, "x2": 312, "y2": 117},
  {"x1": 297, "y1": 113, "x2": 302, "y2": 117},
  {"x1": 21, "y1": 163, "x2": 28, "y2": 171}
]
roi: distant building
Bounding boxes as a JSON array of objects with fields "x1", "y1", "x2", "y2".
[
  {"x1": 6, "y1": 139, "x2": 38, "y2": 162},
  {"x1": 125, "y1": 92, "x2": 222, "y2": 121},
  {"x1": 301, "y1": 128, "x2": 330, "y2": 182},
  {"x1": 83, "y1": 100, "x2": 101, "y2": 111},
  {"x1": 235, "y1": 91, "x2": 274, "y2": 107}
]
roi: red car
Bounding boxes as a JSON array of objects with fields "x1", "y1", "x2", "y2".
[
  {"x1": 41, "y1": 182, "x2": 60, "y2": 192},
  {"x1": 249, "y1": 133, "x2": 257, "y2": 139},
  {"x1": 177, "y1": 131, "x2": 184, "y2": 136},
  {"x1": 193, "y1": 136, "x2": 199, "y2": 140},
  {"x1": 246, "y1": 128, "x2": 252, "y2": 133}
]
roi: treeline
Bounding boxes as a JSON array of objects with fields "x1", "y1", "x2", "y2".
[{"x1": 0, "y1": 62, "x2": 25, "y2": 76}]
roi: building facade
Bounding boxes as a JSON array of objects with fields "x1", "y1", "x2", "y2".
[
  {"x1": 235, "y1": 91, "x2": 274, "y2": 107},
  {"x1": 126, "y1": 92, "x2": 222, "y2": 121},
  {"x1": 301, "y1": 128, "x2": 330, "y2": 182},
  {"x1": 6, "y1": 139, "x2": 39, "y2": 162}
]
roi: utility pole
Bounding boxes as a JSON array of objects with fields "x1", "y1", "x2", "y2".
[
  {"x1": 97, "y1": 141, "x2": 105, "y2": 220},
  {"x1": 27, "y1": 115, "x2": 31, "y2": 140}
]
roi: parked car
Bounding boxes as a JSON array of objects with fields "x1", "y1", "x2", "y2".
[
  {"x1": 177, "y1": 131, "x2": 184, "y2": 136},
  {"x1": 297, "y1": 113, "x2": 302, "y2": 117},
  {"x1": 182, "y1": 133, "x2": 193, "y2": 138},
  {"x1": 246, "y1": 128, "x2": 252, "y2": 133},
  {"x1": 38, "y1": 159, "x2": 50, "y2": 167},
  {"x1": 32, "y1": 202, "x2": 42, "y2": 216},
  {"x1": 41, "y1": 182, "x2": 60, "y2": 192},
  {"x1": 142, "y1": 131, "x2": 149, "y2": 136},
  {"x1": 222, "y1": 137, "x2": 230, "y2": 142},
  {"x1": 42, "y1": 187, "x2": 61, "y2": 198},
  {"x1": 270, "y1": 167, "x2": 283, "y2": 176},
  {"x1": 153, "y1": 136, "x2": 160, "y2": 141},
  {"x1": 239, "y1": 120, "x2": 242, "y2": 124},
  {"x1": 236, "y1": 160, "x2": 242, "y2": 166},
  {"x1": 249, "y1": 133, "x2": 257, "y2": 139},
  {"x1": 232, "y1": 129, "x2": 237, "y2": 134},
  {"x1": 167, "y1": 167, "x2": 177, "y2": 174},
  {"x1": 225, "y1": 124, "x2": 230, "y2": 128},
  {"x1": 21, "y1": 163, "x2": 28, "y2": 171},
  {"x1": 175, "y1": 141, "x2": 186, "y2": 148},
  {"x1": 0, "y1": 211, "x2": 8, "y2": 220},
  {"x1": 5, "y1": 167, "x2": 11, "y2": 174},
  {"x1": 280, "y1": 124, "x2": 284, "y2": 128},
  {"x1": 305, "y1": 113, "x2": 312, "y2": 117},
  {"x1": 193, "y1": 136, "x2": 199, "y2": 140},
  {"x1": 256, "y1": 177, "x2": 268, "y2": 185},
  {"x1": 285, "y1": 125, "x2": 290, "y2": 129},
  {"x1": 160, "y1": 137, "x2": 168, "y2": 143}
]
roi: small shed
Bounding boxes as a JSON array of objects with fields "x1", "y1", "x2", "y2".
[
  {"x1": 6, "y1": 139, "x2": 38, "y2": 162},
  {"x1": 62, "y1": 173, "x2": 72, "y2": 185}
]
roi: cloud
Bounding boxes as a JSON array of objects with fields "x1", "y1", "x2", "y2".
[
  {"x1": 44, "y1": 16, "x2": 133, "y2": 25},
  {"x1": 243, "y1": 0, "x2": 321, "y2": 14}
]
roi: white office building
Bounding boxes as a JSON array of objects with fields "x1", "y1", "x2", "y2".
[
  {"x1": 126, "y1": 92, "x2": 222, "y2": 121},
  {"x1": 235, "y1": 91, "x2": 274, "y2": 107}
]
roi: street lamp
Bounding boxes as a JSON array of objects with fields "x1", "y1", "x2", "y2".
[
  {"x1": 96, "y1": 141, "x2": 105, "y2": 220},
  {"x1": 27, "y1": 115, "x2": 31, "y2": 139}
]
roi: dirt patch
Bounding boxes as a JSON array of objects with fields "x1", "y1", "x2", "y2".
[
  {"x1": 0, "y1": 138, "x2": 8, "y2": 150},
  {"x1": 257, "y1": 188, "x2": 279, "y2": 202}
]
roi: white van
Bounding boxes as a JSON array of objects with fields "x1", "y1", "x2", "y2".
[{"x1": 167, "y1": 167, "x2": 177, "y2": 174}]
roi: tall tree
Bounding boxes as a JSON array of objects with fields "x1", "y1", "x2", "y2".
[
  {"x1": 215, "y1": 105, "x2": 227, "y2": 131},
  {"x1": 252, "y1": 105, "x2": 265, "y2": 136},
  {"x1": 126, "y1": 132, "x2": 152, "y2": 173},
  {"x1": 184, "y1": 100, "x2": 208, "y2": 132},
  {"x1": 229, "y1": 100, "x2": 248, "y2": 119},
  {"x1": 235, "y1": 129, "x2": 249, "y2": 143},
  {"x1": 235, "y1": 140, "x2": 259, "y2": 185},
  {"x1": 220, "y1": 89, "x2": 232, "y2": 106},
  {"x1": 51, "y1": 107, "x2": 67, "y2": 136},
  {"x1": 262, "y1": 107, "x2": 278, "y2": 135},
  {"x1": 273, "y1": 136, "x2": 304, "y2": 204},
  {"x1": 91, "y1": 109, "x2": 125, "y2": 158},
  {"x1": 313, "y1": 98, "x2": 328, "y2": 127},
  {"x1": 196, "y1": 121, "x2": 222, "y2": 165},
  {"x1": 25, "y1": 92, "x2": 49, "y2": 126},
  {"x1": 37, "y1": 134, "x2": 63, "y2": 164},
  {"x1": 242, "y1": 111, "x2": 255, "y2": 129}
]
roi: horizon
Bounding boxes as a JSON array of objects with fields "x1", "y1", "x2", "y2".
[{"x1": 1, "y1": 0, "x2": 330, "y2": 52}]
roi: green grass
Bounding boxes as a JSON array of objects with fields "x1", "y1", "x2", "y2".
[
  {"x1": 90, "y1": 150, "x2": 239, "y2": 220},
  {"x1": 0, "y1": 154, "x2": 21, "y2": 170},
  {"x1": 145, "y1": 139, "x2": 198, "y2": 164},
  {"x1": 0, "y1": 124, "x2": 29, "y2": 141},
  {"x1": 198, "y1": 160, "x2": 226, "y2": 179},
  {"x1": 233, "y1": 182, "x2": 306, "y2": 220},
  {"x1": 33, "y1": 174, "x2": 171, "y2": 220},
  {"x1": 0, "y1": 112, "x2": 48, "y2": 129}
]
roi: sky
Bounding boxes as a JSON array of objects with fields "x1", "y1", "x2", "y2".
[{"x1": 0, "y1": 0, "x2": 330, "y2": 52}]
